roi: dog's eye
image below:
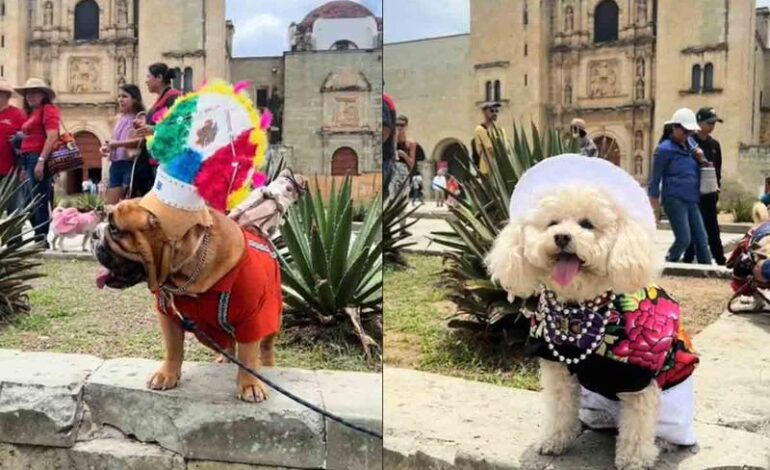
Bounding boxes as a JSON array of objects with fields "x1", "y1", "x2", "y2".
[
  {"x1": 579, "y1": 219, "x2": 594, "y2": 230},
  {"x1": 108, "y1": 224, "x2": 121, "y2": 237},
  {"x1": 547, "y1": 220, "x2": 558, "y2": 228}
]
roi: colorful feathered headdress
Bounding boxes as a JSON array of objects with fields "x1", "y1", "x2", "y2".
[{"x1": 139, "y1": 79, "x2": 272, "y2": 240}]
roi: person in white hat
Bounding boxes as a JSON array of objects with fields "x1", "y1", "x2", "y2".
[
  {"x1": 14, "y1": 77, "x2": 59, "y2": 249},
  {"x1": 0, "y1": 80, "x2": 28, "y2": 245},
  {"x1": 647, "y1": 108, "x2": 712, "y2": 265}
]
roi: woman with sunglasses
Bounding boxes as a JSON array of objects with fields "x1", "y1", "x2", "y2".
[{"x1": 648, "y1": 108, "x2": 712, "y2": 264}]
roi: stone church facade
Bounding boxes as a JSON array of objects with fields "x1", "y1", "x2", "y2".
[
  {"x1": 1, "y1": 0, "x2": 230, "y2": 194},
  {"x1": 230, "y1": 0, "x2": 383, "y2": 177},
  {"x1": 385, "y1": 0, "x2": 770, "y2": 188}
]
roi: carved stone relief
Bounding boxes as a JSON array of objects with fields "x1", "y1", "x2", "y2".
[
  {"x1": 117, "y1": 56, "x2": 126, "y2": 77},
  {"x1": 333, "y1": 96, "x2": 360, "y2": 128},
  {"x1": 636, "y1": 0, "x2": 647, "y2": 24},
  {"x1": 117, "y1": 0, "x2": 128, "y2": 25},
  {"x1": 635, "y1": 78, "x2": 645, "y2": 100},
  {"x1": 634, "y1": 155, "x2": 643, "y2": 175},
  {"x1": 588, "y1": 60, "x2": 620, "y2": 98},
  {"x1": 564, "y1": 6, "x2": 574, "y2": 32},
  {"x1": 564, "y1": 81, "x2": 572, "y2": 105},
  {"x1": 43, "y1": 1, "x2": 53, "y2": 27},
  {"x1": 69, "y1": 57, "x2": 101, "y2": 93},
  {"x1": 634, "y1": 130, "x2": 643, "y2": 150}
]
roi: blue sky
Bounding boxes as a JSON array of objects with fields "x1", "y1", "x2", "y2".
[
  {"x1": 226, "y1": 0, "x2": 382, "y2": 57},
  {"x1": 382, "y1": 0, "x2": 770, "y2": 45}
]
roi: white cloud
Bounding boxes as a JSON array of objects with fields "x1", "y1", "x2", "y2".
[{"x1": 227, "y1": 0, "x2": 382, "y2": 57}]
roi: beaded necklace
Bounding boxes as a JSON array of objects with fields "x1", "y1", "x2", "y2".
[{"x1": 538, "y1": 288, "x2": 616, "y2": 366}]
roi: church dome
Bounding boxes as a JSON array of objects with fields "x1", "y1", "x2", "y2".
[{"x1": 301, "y1": 1, "x2": 378, "y2": 30}]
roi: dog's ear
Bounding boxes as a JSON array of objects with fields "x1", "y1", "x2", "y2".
[
  {"x1": 608, "y1": 217, "x2": 655, "y2": 293},
  {"x1": 486, "y1": 222, "x2": 540, "y2": 300}
]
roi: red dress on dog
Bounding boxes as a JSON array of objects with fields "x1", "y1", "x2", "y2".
[{"x1": 156, "y1": 230, "x2": 282, "y2": 349}]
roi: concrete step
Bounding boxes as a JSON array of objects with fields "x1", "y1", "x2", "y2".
[{"x1": 384, "y1": 312, "x2": 770, "y2": 469}]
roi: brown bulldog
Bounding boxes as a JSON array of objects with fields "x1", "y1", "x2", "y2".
[{"x1": 93, "y1": 198, "x2": 282, "y2": 402}]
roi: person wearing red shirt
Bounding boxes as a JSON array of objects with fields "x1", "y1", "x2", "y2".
[
  {"x1": 0, "y1": 80, "x2": 27, "y2": 245},
  {"x1": 14, "y1": 78, "x2": 60, "y2": 249}
]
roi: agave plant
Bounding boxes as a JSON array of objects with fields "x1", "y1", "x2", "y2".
[
  {"x1": 0, "y1": 175, "x2": 45, "y2": 318},
  {"x1": 75, "y1": 193, "x2": 104, "y2": 213},
  {"x1": 383, "y1": 179, "x2": 418, "y2": 267},
  {"x1": 278, "y1": 176, "x2": 382, "y2": 360},
  {"x1": 430, "y1": 123, "x2": 577, "y2": 342}
]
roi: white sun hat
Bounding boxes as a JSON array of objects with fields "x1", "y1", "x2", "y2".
[
  {"x1": 663, "y1": 108, "x2": 699, "y2": 132},
  {"x1": 508, "y1": 154, "x2": 655, "y2": 235}
]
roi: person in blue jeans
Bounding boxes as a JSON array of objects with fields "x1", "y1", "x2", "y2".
[
  {"x1": 14, "y1": 78, "x2": 60, "y2": 249},
  {"x1": 648, "y1": 108, "x2": 712, "y2": 264}
]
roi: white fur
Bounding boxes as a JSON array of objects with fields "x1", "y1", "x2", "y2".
[{"x1": 487, "y1": 186, "x2": 662, "y2": 469}]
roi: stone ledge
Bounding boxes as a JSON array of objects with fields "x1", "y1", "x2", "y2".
[
  {"x1": 662, "y1": 262, "x2": 732, "y2": 279},
  {"x1": 0, "y1": 350, "x2": 381, "y2": 469},
  {"x1": 384, "y1": 367, "x2": 770, "y2": 469}
]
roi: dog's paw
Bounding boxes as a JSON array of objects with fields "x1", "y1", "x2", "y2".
[
  {"x1": 147, "y1": 367, "x2": 181, "y2": 391},
  {"x1": 538, "y1": 432, "x2": 577, "y2": 456},
  {"x1": 237, "y1": 376, "x2": 269, "y2": 403},
  {"x1": 615, "y1": 442, "x2": 659, "y2": 470}
]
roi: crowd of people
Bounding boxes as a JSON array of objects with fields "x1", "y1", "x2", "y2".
[
  {"x1": 383, "y1": 92, "x2": 755, "y2": 268},
  {"x1": 0, "y1": 62, "x2": 183, "y2": 249}
]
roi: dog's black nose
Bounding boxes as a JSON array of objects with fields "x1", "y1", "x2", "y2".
[{"x1": 554, "y1": 234, "x2": 571, "y2": 248}]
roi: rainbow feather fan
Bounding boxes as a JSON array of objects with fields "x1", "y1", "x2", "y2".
[{"x1": 146, "y1": 79, "x2": 271, "y2": 212}]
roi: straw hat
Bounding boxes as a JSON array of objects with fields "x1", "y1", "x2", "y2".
[
  {"x1": 14, "y1": 78, "x2": 55, "y2": 99},
  {"x1": 0, "y1": 80, "x2": 15, "y2": 95}
]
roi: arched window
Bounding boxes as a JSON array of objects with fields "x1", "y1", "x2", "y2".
[
  {"x1": 564, "y1": 6, "x2": 574, "y2": 32},
  {"x1": 493, "y1": 80, "x2": 501, "y2": 101},
  {"x1": 172, "y1": 67, "x2": 182, "y2": 90},
  {"x1": 691, "y1": 64, "x2": 702, "y2": 92},
  {"x1": 636, "y1": 57, "x2": 645, "y2": 78},
  {"x1": 564, "y1": 82, "x2": 572, "y2": 105},
  {"x1": 594, "y1": 1, "x2": 619, "y2": 43},
  {"x1": 485, "y1": 80, "x2": 492, "y2": 101},
  {"x1": 703, "y1": 63, "x2": 714, "y2": 91},
  {"x1": 331, "y1": 40, "x2": 357, "y2": 50},
  {"x1": 74, "y1": 0, "x2": 99, "y2": 40},
  {"x1": 183, "y1": 67, "x2": 193, "y2": 93}
]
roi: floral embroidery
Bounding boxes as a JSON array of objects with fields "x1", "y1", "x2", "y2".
[{"x1": 530, "y1": 284, "x2": 698, "y2": 390}]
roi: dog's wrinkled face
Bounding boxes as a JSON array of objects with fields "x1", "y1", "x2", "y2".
[
  {"x1": 93, "y1": 199, "x2": 160, "y2": 290},
  {"x1": 487, "y1": 186, "x2": 654, "y2": 301}
]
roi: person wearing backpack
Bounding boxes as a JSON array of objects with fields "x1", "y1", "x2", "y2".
[{"x1": 15, "y1": 78, "x2": 59, "y2": 249}]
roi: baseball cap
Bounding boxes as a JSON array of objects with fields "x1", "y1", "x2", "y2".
[{"x1": 696, "y1": 107, "x2": 723, "y2": 124}]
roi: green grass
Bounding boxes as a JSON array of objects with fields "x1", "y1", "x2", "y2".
[
  {"x1": 384, "y1": 254, "x2": 539, "y2": 389},
  {"x1": 0, "y1": 259, "x2": 374, "y2": 372}
]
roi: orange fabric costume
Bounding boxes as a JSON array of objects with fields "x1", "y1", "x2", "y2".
[{"x1": 156, "y1": 230, "x2": 282, "y2": 348}]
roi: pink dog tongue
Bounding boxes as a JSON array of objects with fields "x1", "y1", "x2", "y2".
[
  {"x1": 95, "y1": 267, "x2": 111, "y2": 290},
  {"x1": 553, "y1": 255, "x2": 581, "y2": 287}
]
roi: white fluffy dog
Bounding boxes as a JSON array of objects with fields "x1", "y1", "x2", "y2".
[{"x1": 486, "y1": 155, "x2": 697, "y2": 470}]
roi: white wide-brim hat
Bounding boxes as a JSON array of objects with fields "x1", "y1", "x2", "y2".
[
  {"x1": 508, "y1": 154, "x2": 656, "y2": 235},
  {"x1": 14, "y1": 77, "x2": 55, "y2": 99}
]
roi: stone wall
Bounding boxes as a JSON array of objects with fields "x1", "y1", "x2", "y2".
[
  {"x1": 282, "y1": 49, "x2": 382, "y2": 176},
  {"x1": 737, "y1": 145, "x2": 770, "y2": 195},
  {"x1": 0, "y1": 349, "x2": 381, "y2": 470}
]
